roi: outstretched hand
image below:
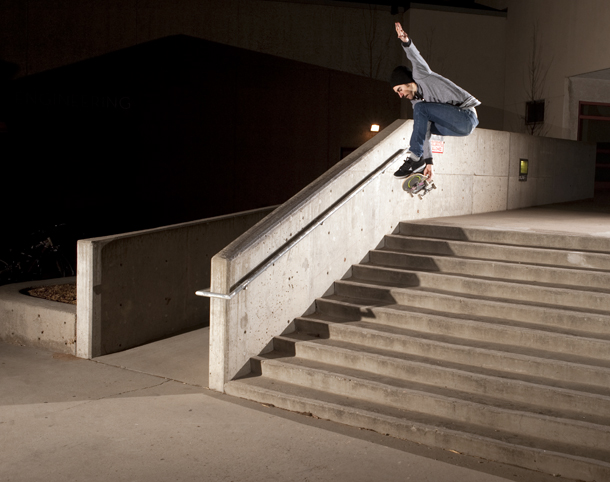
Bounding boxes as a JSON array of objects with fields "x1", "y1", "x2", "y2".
[{"x1": 395, "y1": 22, "x2": 409, "y2": 43}]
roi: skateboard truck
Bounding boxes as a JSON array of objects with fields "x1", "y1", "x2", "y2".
[{"x1": 402, "y1": 173, "x2": 436, "y2": 199}]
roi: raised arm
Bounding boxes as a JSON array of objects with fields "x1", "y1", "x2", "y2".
[{"x1": 395, "y1": 22, "x2": 432, "y2": 77}]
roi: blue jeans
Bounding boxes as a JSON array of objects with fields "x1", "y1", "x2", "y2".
[{"x1": 410, "y1": 102, "x2": 479, "y2": 158}]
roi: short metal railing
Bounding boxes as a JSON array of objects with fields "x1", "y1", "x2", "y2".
[{"x1": 195, "y1": 148, "x2": 406, "y2": 300}]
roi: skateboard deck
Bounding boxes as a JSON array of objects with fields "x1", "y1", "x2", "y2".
[{"x1": 402, "y1": 173, "x2": 436, "y2": 199}]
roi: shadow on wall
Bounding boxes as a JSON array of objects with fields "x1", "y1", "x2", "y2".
[{"x1": 0, "y1": 35, "x2": 399, "y2": 270}]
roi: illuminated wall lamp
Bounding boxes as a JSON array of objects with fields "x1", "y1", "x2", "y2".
[
  {"x1": 519, "y1": 158, "x2": 528, "y2": 181},
  {"x1": 370, "y1": 124, "x2": 380, "y2": 132}
]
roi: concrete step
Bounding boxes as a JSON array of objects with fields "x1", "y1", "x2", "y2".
[
  {"x1": 225, "y1": 376, "x2": 610, "y2": 482},
  {"x1": 312, "y1": 297, "x2": 610, "y2": 362},
  {"x1": 399, "y1": 221, "x2": 610, "y2": 253},
  {"x1": 227, "y1": 222, "x2": 610, "y2": 481},
  {"x1": 272, "y1": 333, "x2": 610, "y2": 420},
  {"x1": 384, "y1": 233, "x2": 610, "y2": 270},
  {"x1": 351, "y1": 263, "x2": 610, "y2": 312},
  {"x1": 294, "y1": 317, "x2": 610, "y2": 390},
  {"x1": 248, "y1": 355, "x2": 610, "y2": 451},
  {"x1": 370, "y1": 248, "x2": 610, "y2": 291},
  {"x1": 314, "y1": 294, "x2": 610, "y2": 339},
  {"x1": 332, "y1": 278, "x2": 610, "y2": 337}
]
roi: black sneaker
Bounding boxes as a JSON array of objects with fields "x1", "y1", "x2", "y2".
[{"x1": 394, "y1": 157, "x2": 425, "y2": 178}]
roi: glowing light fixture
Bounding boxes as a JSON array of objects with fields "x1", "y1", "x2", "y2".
[
  {"x1": 519, "y1": 158, "x2": 529, "y2": 181},
  {"x1": 370, "y1": 124, "x2": 380, "y2": 132}
]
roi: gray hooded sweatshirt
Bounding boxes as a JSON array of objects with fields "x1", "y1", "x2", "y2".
[
  {"x1": 402, "y1": 39, "x2": 480, "y2": 160},
  {"x1": 402, "y1": 38, "x2": 480, "y2": 110}
]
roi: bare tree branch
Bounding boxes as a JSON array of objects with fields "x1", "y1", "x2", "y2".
[{"x1": 522, "y1": 22, "x2": 553, "y2": 136}]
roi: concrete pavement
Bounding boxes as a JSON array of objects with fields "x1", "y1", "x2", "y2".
[
  {"x1": 2, "y1": 194, "x2": 609, "y2": 482},
  {"x1": 420, "y1": 191, "x2": 610, "y2": 237},
  {"x1": 2, "y1": 333, "x2": 566, "y2": 482}
]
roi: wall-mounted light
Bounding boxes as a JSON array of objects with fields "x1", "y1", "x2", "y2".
[
  {"x1": 370, "y1": 124, "x2": 380, "y2": 132},
  {"x1": 519, "y1": 158, "x2": 529, "y2": 181}
]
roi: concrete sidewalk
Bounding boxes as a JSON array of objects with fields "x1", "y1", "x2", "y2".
[
  {"x1": 1, "y1": 334, "x2": 564, "y2": 482},
  {"x1": 420, "y1": 193, "x2": 610, "y2": 238},
  {"x1": 2, "y1": 194, "x2": 609, "y2": 482}
]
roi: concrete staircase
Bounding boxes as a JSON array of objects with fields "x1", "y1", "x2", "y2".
[{"x1": 225, "y1": 221, "x2": 610, "y2": 481}]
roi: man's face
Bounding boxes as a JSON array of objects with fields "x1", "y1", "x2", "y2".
[{"x1": 393, "y1": 82, "x2": 417, "y2": 100}]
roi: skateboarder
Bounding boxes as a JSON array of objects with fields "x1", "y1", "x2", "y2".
[{"x1": 390, "y1": 22, "x2": 480, "y2": 179}]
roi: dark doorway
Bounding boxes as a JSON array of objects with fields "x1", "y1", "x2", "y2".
[{"x1": 578, "y1": 101, "x2": 610, "y2": 190}]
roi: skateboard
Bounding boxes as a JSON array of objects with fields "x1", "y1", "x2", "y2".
[{"x1": 402, "y1": 173, "x2": 436, "y2": 199}]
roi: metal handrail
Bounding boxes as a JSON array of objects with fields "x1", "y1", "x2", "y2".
[{"x1": 196, "y1": 148, "x2": 406, "y2": 300}]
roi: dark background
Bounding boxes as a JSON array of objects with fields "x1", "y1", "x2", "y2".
[{"x1": 0, "y1": 35, "x2": 398, "y2": 276}]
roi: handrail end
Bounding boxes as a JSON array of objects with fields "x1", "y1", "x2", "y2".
[{"x1": 196, "y1": 288, "x2": 232, "y2": 300}]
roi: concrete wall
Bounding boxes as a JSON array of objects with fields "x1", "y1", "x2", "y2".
[
  {"x1": 76, "y1": 207, "x2": 275, "y2": 358},
  {"x1": 507, "y1": 132, "x2": 596, "y2": 208},
  {"x1": 0, "y1": 278, "x2": 76, "y2": 355},
  {"x1": 208, "y1": 120, "x2": 596, "y2": 391}
]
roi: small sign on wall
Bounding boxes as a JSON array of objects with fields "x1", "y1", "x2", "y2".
[{"x1": 431, "y1": 139, "x2": 444, "y2": 154}]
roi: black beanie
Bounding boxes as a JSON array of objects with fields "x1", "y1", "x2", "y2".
[{"x1": 389, "y1": 66, "x2": 414, "y2": 87}]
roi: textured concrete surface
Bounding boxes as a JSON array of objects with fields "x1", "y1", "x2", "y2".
[
  {"x1": 423, "y1": 194, "x2": 610, "y2": 237},
  {"x1": 0, "y1": 277, "x2": 76, "y2": 355},
  {"x1": 2, "y1": 194, "x2": 608, "y2": 482},
  {"x1": 97, "y1": 328, "x2": 209, "y2": 387},
  {"x1": 77, "y1": 207, "x2": 275, "y2": 359},
  {"x1": 228, "y1": 217, "x2": 610, "y2": 480},
  {"x1": 1, "y1": 334, "x2": 571, "y2": 482},
  {"x1": 209, "y1": 121, "x2": 596, "y2": 391}
]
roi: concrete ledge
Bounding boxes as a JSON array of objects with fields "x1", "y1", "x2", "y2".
[
  {"x1": 77, "y1": 207, "x2": 276, "y2": 359},
  {"x1": 0, "y1": 277, "x2": 76, "y2": 354}
]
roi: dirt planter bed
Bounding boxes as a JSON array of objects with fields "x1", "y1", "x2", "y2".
[
  {"x1": 0, "y1": 277, "x2": 77, "y2": 355},
  {"x1": 26, "y1": 283, "x2": 76, "y2": 305}
]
